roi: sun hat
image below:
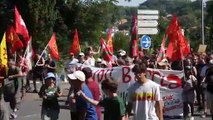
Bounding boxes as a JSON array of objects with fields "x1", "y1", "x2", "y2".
[
  {"x1": 45, "y1": 72, "x2": 56, "y2": 80},
  {"x1": 67, "y1": 70, "x2": 85, "y2": 82}
]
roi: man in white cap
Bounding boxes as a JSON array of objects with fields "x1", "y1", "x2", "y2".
[{"x1": 67, "y1": 71, "x2": 98, "y2": 120}]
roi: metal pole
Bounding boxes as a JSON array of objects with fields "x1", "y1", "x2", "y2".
[{"x1": 201, "y1": 0, "x2": 205, "y2": 44}]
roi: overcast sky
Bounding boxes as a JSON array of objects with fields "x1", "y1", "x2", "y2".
[
  {"x1": 116, "y1": 0, "x2": 208, "y2": 7},
  {"x1": 116, "y1": 0, "x2": 146, "y2": 7}
]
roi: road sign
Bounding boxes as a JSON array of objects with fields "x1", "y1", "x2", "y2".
[
  {"x1": 138, "y1": 20, "x2": 158, "y2": 27},
  {"x1": 137, "y1": 9, "x2": 159, "y2": 35},
  {"x1": 138, "y1": 28, "x2": 159, "y2": 35},
  {"x1": 138, "y1": 15, "x2": 159, "y2": 20},
  {"x1": 140, "y1": 35, "x2": 151, "y2": 49},
  {"x1": 138, "y1": 10, "x2": 159, "y2": 15}
]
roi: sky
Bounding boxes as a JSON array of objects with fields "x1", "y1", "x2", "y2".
[
  {"x1": 116, "y1": 0, "x2": 146, "y2": 7},
  {"x1": 116, "y1": 0, "x2": 208, "y2": 7}
]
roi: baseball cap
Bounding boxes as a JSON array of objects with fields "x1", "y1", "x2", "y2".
[
  {"x1": 67, "y1": 70, "x2": 85, "y2": 82},
  {"x1": 96, "y1": 58, "x2": 102, "y2": 63},
  {"x1": 45, "y1": 72, "x2": 56, "y2": 80},
  {"x1": 79, "y1": 52, "x2": 85, "y2": 56}
]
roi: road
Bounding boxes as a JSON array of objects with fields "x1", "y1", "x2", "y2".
[{"x1": 4, "y1": 82, "x2": 211, "y2": 120}]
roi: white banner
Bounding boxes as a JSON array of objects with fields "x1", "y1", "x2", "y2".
[{"x1": 76, "y1": 64, "x2": 184, "y2": 118}]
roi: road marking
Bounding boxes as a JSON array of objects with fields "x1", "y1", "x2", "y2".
[{"x1": 23, "y1": 114, "x2": 40, "y2": 118}]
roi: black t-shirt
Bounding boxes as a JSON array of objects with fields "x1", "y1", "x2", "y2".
[
  {"x1": 39, "y1": 85, "x2": 61, "y2": 110},
  {"x1": 45, "y1": 60, "x2": 56, "y2": 73}
]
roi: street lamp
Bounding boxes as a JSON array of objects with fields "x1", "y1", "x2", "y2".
[{"x1": 201, "y1": 0, "x2": 205, "y2": 44}]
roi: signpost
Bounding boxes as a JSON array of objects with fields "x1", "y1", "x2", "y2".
[
  {"x1": 137, "y1": 9, "x2": 159, "y2": 35},
  {"x1": 138, "y1": 20, "x2": 158, "y2": 27},
  {"x1": 138, "y1": 28, "x2": 158, "y2": 35},
  {"x1": 140, "y1": 35, "x2": 152, "y2": 49}
]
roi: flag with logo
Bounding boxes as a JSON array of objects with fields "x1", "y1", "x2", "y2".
[
  {"x1": 157, "y1": 35, "x2": 166, "y2": 63},
  {"x1": 166, "y1": 15, "x2": 190, "y2": 61},
  {"x1": 100, "y1": 37, "x2": 112, "y2": 62},
  {"x1": 130, "y1": 15, "x2": 138, "y2": 58},
  {"x1": 6, "y1": 25, "x2": 24, "y2": 53},
  {"x1": 24, "y1": 38, "x2": 33, "y2": 70},
  {"x1": 107, "y1": 28, "x2": 114, "y2": 54},
  {"x1": 15, "y1": 6, "x2": 30, "y2": 46},
  {"x1": 0, "y1": 33, "x2": 8, "y2": 74},
  {"x1": 69, "y1": 29, "x2": 80, "y2": 56},
  {"x1": 48, "y1": 33, "x2": 59, "y2": 61}
]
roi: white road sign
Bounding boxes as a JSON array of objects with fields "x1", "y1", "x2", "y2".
[
  {"x1": 137, "y1": 15, "x2": 159, "y2": 20},
  {"x1": 138, "y1": 28, "x2": 159, "y2": 35},
  {"x1": 138, "y1": 20, "x2": 158, "y2": 27},
  {"x1": 138, "y1": 10, "x2": 159, "y2": 15}
]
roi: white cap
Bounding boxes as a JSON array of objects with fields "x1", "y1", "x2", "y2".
[
  {"x1": 118, "y1": 50, "x2": 126, "y2": 56},
  {"x1": 96, "y1": 58, "x2": 102, "y2": 63},
  {"x1": 210, "y1": 59, "x2": 213, "y2": 64},
  {"x1": 45, "y1": 72, "x2": 56, "y2": 80},
  {"x1": 101, "y1": 60, "x2": 107, "y2": 65},
  {"x1": 67, "y1": 71, "x2": 85, "y2": 82},
  {"x1": 79, "y1": 52, "x2": 85, "y2": 56}
]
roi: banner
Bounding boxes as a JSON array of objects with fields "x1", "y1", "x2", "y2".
[{"x1": 75, "y1": 64, "x2": 184, "y2": 118}]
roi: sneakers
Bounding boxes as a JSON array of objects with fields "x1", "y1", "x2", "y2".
[
  {"x1": 33, "y1": 89, "x2": 38, "y2": 93},
  {"x1": 201, "y1": 112, "x2": 207, "y2": 118},
  {"x1": 189, "y1": 116, "x2": 194, "y2": 120},
  {"x1": 9, "y1": 113, "x2": 17, "y2": 119},
  {"x1": 201, "y1": 114, "x2": 206, "y2": 118},
  {"x1": 184, "y1": 116, "x2": 194, "y2": 120}
]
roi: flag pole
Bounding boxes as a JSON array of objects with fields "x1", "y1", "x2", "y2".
[
  {"x1": 23, "y1": 37, "x2": 32, "y2": 58},
  {"x1": 35, "y1": 43, "x2": 48, "y2": 67}
]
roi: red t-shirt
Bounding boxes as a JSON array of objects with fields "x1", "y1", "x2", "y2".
[{"x1": 86, "y1": 78, "x2": 102, "y2": 120}]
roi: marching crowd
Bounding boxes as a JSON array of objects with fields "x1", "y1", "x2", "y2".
[{"x1": 1, "y1": 46, "x2": 213, "y2": 120}]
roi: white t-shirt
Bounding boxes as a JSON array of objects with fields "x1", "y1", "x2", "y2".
[
  {"x1": 127, "y1": 80, "x2": 161, "y2": 120},
  {"x1": 84, "y1": 57, "x2": 95, "y2": 66}
]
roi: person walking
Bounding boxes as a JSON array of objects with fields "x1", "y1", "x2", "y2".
[
  {"x1": 0, "y1": 61, "x2": 9, "y2": 120},
  {"x1": 182, "y1": 67, "x2": 197, "y2": 120},
  {"x1": 126, "y1": 62, "x2": 163, "y2": 120},
  {"x1": 38, "y1": 72, "x2": 62, "y2": 120},
  {"x1": 3, "y1": 59, "x2": 22, "y2": 119},
  {"x1": 67, "y1": 70, "x2": 98, "y2": 120},
  {"x1": 82, "y1": 67, "x2": 102, "y2": 120},
  {"x1": 78, "y1": 78, "x2": 126, "y2": 120}
]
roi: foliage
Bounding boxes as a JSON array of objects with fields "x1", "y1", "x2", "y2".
[{"x1": 113, "y1": 32, "x2": 130, "y2": 54}]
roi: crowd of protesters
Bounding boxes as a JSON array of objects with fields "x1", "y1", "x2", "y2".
[{"x1": 1, "y1": 46, "x2": 213, "y2": 120}]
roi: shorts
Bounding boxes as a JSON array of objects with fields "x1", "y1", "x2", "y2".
[
  {"x1": 33, "y1": 71, "x2": 43, "y2": 81},
  {"x1": 182, "y1": 91, "x2": 196, "y2": 103},
  {"x1": 41, "y1": 108, "x2": 59, "y2": 120}
]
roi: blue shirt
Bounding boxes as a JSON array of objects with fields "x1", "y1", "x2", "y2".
[{"x1": 76, "y1": 84, "x2": 98, "y2": 120}]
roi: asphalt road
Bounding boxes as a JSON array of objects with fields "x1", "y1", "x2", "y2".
[{"x1": 3, "y1": 82, "x2": 211, "y2": 120}]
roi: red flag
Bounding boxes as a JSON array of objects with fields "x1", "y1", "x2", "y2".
[
  {"x1": 100, "y1": 38, "x2": 112, "y2": 62},
  {"x1": 15, "y1": 6, "x2": 30, "y2": 46},
  {"x1": 107, "y1": 28, "x2": 114, "y2": 54},
  {"x1": 157, "y1": 36, "x2": 166, "y2": 63},
  {"x1": 166, "y1": 15, "x2": 190, "y2": 61},
  {"x1": 69, "y1": 29, "x2": 80, "y2": 55},
  {"x1": 6, "y1": 25, "x2": 24, "y2": 53},
  {"x1": 130, "y1": 16, "x2": 138, "y2": 58},
  {"x1": 48, "y1": 33, "x2": 59, "y2": 61}
]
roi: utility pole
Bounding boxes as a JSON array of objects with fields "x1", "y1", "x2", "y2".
[{"x1": 201, "y1": 0, "x2": 205, "y2": 44}]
